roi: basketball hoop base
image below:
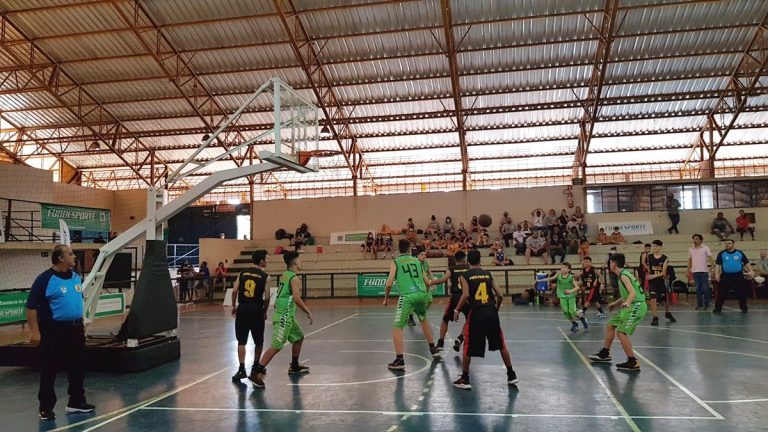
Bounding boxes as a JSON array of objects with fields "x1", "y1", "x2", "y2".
[{"x1": 260, "y1": 151, "x2": 318, "y2": 173}]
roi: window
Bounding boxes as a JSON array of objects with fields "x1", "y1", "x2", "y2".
[
  {"x1": 681, "y1": 184, "x2": 700, "y2": 210},
  {"x1": 601, "y1": 188, "x2": 618, "y2": 213},
  {"x1": 700, "y1": 184, "x2": 715, "y2": 209},
  {"x1": 586, "y1": 189, "x2": 602, "y2": 213},
  {"x1": 618, "y1": 187, "x2": 636, "y2": 212},
  {"x1": 717, "y1": 183, "x2": 735, "y2": 208}
]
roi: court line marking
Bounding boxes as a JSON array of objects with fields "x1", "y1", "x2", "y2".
[
  {"x1": 558, "y1": 328, "x2": 642, "y2": 432},
  {"x1": 640, "y1": 326, "x2": 768, "y2": 345},
  {"x1": 705, "y1": 398, "x2": 768, "y2": 404},
  {"x1": 62, "y1": 312, "x2": 359, "y2": 432},
  {"x1": 288, "y1": 350, "x2": 432, "y2": 387},
  {"x1": 634, "y1": 350, "x2": 724, "y2": 420},
  {"x1": 138, "y1": 406, "x2": 719, "y2": 420},
  {"x1": 634, "y1": 345, "x2": 768, "y2": 361}
]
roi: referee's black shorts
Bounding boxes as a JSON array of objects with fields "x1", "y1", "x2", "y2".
[
  {"x1": 464, "y1": 306, "x2": 506, "y2": 358},
  {"x1": 235, "y1": 305, "x2": 266, "y2": 346}
]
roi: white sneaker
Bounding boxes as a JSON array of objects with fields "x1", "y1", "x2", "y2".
[{"x1": 596, "y1": 312, "x2": 606, "y2": 319}]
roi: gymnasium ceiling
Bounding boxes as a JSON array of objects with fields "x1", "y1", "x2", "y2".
[{"x1": 1, "y1": 0, "x2": 768, "y2": 200}]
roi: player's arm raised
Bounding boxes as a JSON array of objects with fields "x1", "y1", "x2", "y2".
[
  {"x1": 453, "y1": 276, "x2": 470, "y2": 321},
  {"x1": 290, "y1": 276, "x2": 313, "y2": 325},
  {"x1": 383, "y1": 262, "x2": 397, "y2": 306}
]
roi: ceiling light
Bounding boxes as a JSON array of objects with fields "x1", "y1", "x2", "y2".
[
  {"x1": 88, "y1": 141, "x2": 101, "y2": 151},
  {"x1": 202, "y1": 133, "x2": 211, "y2": 142},
  {"x1": 320, "y1": 125, "x2": 332, "y2": 138}
]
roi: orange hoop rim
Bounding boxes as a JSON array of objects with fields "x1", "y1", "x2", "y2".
[{"x1": 297, "y1": 150, "x2": 342, "y2": 166}]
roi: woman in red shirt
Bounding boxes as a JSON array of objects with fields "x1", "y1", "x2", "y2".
[{"x1": 736, "y1": 210, "x2": 755, "y2": 240}]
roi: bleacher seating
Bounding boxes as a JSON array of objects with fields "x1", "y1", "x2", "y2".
[{"x1": 219, "y1": 233, "x2": 765, "y2": 299}]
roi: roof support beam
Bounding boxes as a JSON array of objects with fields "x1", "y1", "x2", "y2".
[
  {"x1": 573, "y1": 0, "x2": 621, "y2": 181},
  {"x1": 440, "y1": 0, "x2": 470, "y2": 190},
  {"x1": 681, "y1": 12, "x2": 768, "y2": 178},
  {"x1": 0, "y1": 14, "x2": 175, "y2": 187},
  {"x1": 271, "y1": 0, "x2": 372, "y2": 195}
]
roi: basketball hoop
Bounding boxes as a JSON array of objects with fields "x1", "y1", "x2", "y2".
[{"x1": 297, "y1": 149, "x2": 342, "y2": 167}]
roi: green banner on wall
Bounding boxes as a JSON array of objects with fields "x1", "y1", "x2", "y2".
[
  {"x1": 357, "y1": 273, "x2": 446, "y2": 297},
  {"x1": 0, "y1": 291, "x2": 29, "y2": 325},
  {"x1": 40, "y1": 204, "x2": 110, "y2": 232}
]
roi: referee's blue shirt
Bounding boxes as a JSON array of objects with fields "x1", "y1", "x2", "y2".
[{"x1": 26, "y1": 269, "x2": 84, "y2": 322}]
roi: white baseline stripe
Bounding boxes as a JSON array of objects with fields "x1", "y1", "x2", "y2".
[
  {"x1": 288, "y1": 350, "x2": 432, "y2": 386},
  {"x1": 139, "y1": 406, "x2": 719, "y2": 420},
  {"x1": 74, "y1": 312, "x2": 360, "y2": 432},
  {"x1": 705, "y1": 398, "x2": 768, "y2": 404},
  {"x1": 634, "y1": 350, "x2": 724, "y2": 420},
  {"x1": 641, "y1": 326, "x2": 768, "y2": 345},
  {"x1": 558, "y1": 328, "x2": 642, "y2": 432}
]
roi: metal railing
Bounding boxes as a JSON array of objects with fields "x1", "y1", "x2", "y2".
[{"x1": 167, "y1": 244, "x2": 200, "y2": 268}]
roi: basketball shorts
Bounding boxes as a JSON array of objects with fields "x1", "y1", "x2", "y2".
[
  {"x1": 443, "y1": 292, "x2": 470, "y2": 323},
  {"x1": 271, "y1": 311, "x2": 304, "y2": 349},
  {"x1": 464, "y1": 306, "x2": 505, "y2": 358},
  {"x1": 584, "y1": 287, "x2": 604, "y2": 305},
  {"x1": 608, "y1": 301, "x2": 647, "y2": 335},
  {"x1": 648, "y1": 281, "x2": 668, "y2": 304},
  {"x1": 559, "y1": 296, "x2": 578, "y2": 320},
  {"x1": 394, "y1": 292, "x2": 429, "y2": 329},
  {"x1": 235, "y1": 306, "x2": 266, "y2": 346}
]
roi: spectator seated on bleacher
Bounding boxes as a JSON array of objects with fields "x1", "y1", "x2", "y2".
[
  {"x1": 549, "y1": 226, "x2": 567, "y2": 264},
  {"x1": 443, "y1": 216, "x2": 455, "y2": 235},
  {"x1": 195, "y1": 261, "x2": 211, "y2": 300},
  {"x1": 361, "y1": 232, "x2": 375, "y2": 259},
  {"x1": 426, "y1": 215, "x2": 440, "y2": 236},
  {"x1": 755, "y1": 251, "x2": 768, "y2": 277},
  {"x1": 463, "y1": 235, "x2": 476, "y2": 250},
  {"x1": 525, "y1": 230, "x2": 550, "y2": 265},
  {"x1": 566, "y1": 227, "x2": 580, "y2": 255},
  {"x1": 609, "y1": 227, "x2": 627, "y2": 245},
  {"x1": 374, "y1": 234, "x2": 387, "y2": 259},
  {"x1": 403, "y1": 217, "x2": 416, "y2": 234},
  {"x1": 711, "y1": 212, "x2": 734, "y2": 240},
  {"x1": 578, "y1": 238, "x2": 590, "y2": 258},
  {"x1": 294, "y1": 223, "x2": 313, "y2": 251},
  {"x1": 558, "y1": 209, "x2": 569, "y2": 232},
  {"x1": 532, "y1": 208, "x2": 546, "y2": 232},
  {"x1": 512, "y1": 225, "x2": 527, "y2": 256},
  {"x1": 470, "y1": 215, "x2": 480, "y2": 234},
  {"x1": 566, "y1": 217, "x2": 580, "y2": 235},
  {"x1": 493, "y1": 245, "x2": 513, "y2": 266},
  {"x1": 213, "y1": 261, "x2": 227, "y2": 291},
  {"x1": 477, "y1": 229, "x2": 490, "y2": 247},
  {"x1": 736, "y1": 210, "x2": 755, "y2": 241},
  {"x1": 596, "y1": 227, "x2": 609, "y2": 245},
  {"x1": 499, "y1": 211, "x2": 513, "y2": 235},
  {"x1": 573, "y1": 206, "x2": 586, "y2": 232},
  {"x1": 456, "y1": 223, "x2": 469, "y2": 242},
  {"x1": 520, "y1": 220, "x2": 533, "y2": 236},
  {"x1": 544, "y1": 209, "x2": 558, "y2": 234},
  {"x1": 501, "y1": 220, "x2": 515, "y2": 248}
]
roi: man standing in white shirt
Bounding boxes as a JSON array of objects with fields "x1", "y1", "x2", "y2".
[{"x1": 688, "y1": 234, "x2": 714, "y2": 310}]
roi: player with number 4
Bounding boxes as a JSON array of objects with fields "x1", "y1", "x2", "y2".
[{"x1": 451, "y1": 249, "x2": 518, "y2": 390}]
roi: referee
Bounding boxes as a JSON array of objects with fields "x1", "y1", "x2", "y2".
[
  {"x1": 26, "y1": 245, "x2": 94, "y2": 421},
  {"x1": 713, "y1": 239, "x2": 754, "y2": 314}
]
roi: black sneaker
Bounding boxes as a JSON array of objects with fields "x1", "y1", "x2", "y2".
[
  {"x1": 570, "y1": 322, "x2": 579, "y2": 332},
  {"x1": 407, "y1": 315, "x2": 417, "y2": 327},
  {"x1": 248, "y1": 371, "x2": 265, "y2": 388},
  {"x1": 453, "y1": 376, "x2": 471, "y2": 390},
  {"x1": 39, "y1": 410, "x2": 55, "y2": 421},
  {"x1": 589, "y1": 348, "x2": 612, "y2": 363},
  {"x1": 430, "y1": 346, "x2": 442, "y2": 359},
  {"x1": 616, "y1": 358, "x2": 640, "y2": 371},
  {"x1": 66, "y1": 402, "x2": 95, "y2": 413},
  {"x1": 232, "y1": 369, "x2": 247, "y2": 382},
  {"x1": 665, "y1": 312, "x2": 676, "y2": 323},
  {"x1": 507, "y1": 369, "x2": 519, "y2": 385},
  {"x1": 388, "y1": 358, "x2": 405, "y2": 370},
  {"x1": 712, "y1": 309, "x2": 722, "y2": 314},
  {"x1": 651, "y1": 316, "x2": 659, "y2": 326},
  {"x1": 288, "y1": 364, "x2": 310, "y2": 374},
  {"x1": 742, "y1": 309, "x2": 749, "y2": 313},
  {"x1": 453, "y1": 337, "x2": 463, "y2": 352},
  {"x1": 436, "y1": 339, "x2": 444, "y2": 352}
]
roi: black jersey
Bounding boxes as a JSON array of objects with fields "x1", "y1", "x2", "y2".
[
  {"x1": 580, "y1": 266, "x2": 600, "y2": 289},
  {"x1": 461, "y1": 268, "x2": 495, "y2": 309},
  {"x1": 237, "y1": 267, "x2": 268, "y2": 308},
  {"x1": 647, "y1": 254, "x2": 668, "y2": 288},
  {"x1": 449, "y1": 263, "x2": 471, "y2": 294}
]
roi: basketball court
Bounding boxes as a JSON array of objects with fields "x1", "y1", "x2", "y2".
[{"x1": 2, "y1": 303, "x2": 766, "y2": 432}]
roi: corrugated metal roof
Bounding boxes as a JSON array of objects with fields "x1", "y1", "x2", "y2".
[
  {"x1": 7, "y1": 3, "x2": 125, "y2": 37},
  {"x1": 141, "y1": 0, "x2": 275, "y2": 25},
  {"x1": 618, "y1": 0, "x2": 767, "y2": 36}
]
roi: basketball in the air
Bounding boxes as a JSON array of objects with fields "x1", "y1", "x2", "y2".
[{"x1": 478, "y1": 214, "x2": 492, "y2": 227}]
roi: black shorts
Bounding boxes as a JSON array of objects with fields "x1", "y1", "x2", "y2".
[
  {"x1": 584, "y1": 287, "x2": 604, "y2": 305},
  {"x1": 648, "y1": 281, "x2": 668, "y2": 303},
  {"x1": 464, "y1": 306, "x2": 505, "y2": 358},
  {"x1": 442, "y1": 293, "x2": 470, "y2": 323},
  {"x1": 235, "y1": 306, "x2": 266, "y2": 346}
]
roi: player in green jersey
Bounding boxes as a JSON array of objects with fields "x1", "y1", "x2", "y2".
[
  {"x1": 546, "y1": 262, "x2": 588, "y2": 332},
  {"x1": 384, "y1": 239, "x2": 441, "y2": 370},
  {"x1": 249, "y1": 251, "x2": 313, "y2": 387},
  {"x1": 589, "y1": 253, "x2": 648, "y2": 371}
]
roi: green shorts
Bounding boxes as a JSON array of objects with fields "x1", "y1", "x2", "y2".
[
  {"x1": 607, "y1": 302, "x2": 647, "y2": 335},
  {"x1": 394, "y1": 291, "x2": 429, "y2": 329},
  {"x1": 271, "y1": 311, "x2": 304, "y2": 349},
  {"x1": 559, "y1": 296, "x2": 578, "y2": 320}
]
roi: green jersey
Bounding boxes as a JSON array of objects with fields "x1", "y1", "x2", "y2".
[
  {"x1": 394, "y1": 254, "x2": 427, "y2": 294},
  {"x1": 275, "y1": 270, "x2": 297, "y2": 315},
  {"x1": 556, "y1": 273, "x2": 575, "y2": 298},
  {"x1": 618, "y1": 269, "x2": 645, "y2": 303}
]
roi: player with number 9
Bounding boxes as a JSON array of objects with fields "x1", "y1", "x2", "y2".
[{"x1": 230, "y1": 250, "x2": 270, "y2": 382}]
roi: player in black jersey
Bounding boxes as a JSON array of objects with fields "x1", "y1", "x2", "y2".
[
  {"x1": 578, "y1": 256, "x2": 606, "y2": 319},
  {"x1": 452, "y1": 249, "x2": 518, "y2": 390},
  {"x1": 231, "y1": 250, "x2": 271, "y2": 381},
  {"x1": 646, "y1": 240, "x2": 676, "y2": 325},
  {"x1": 430, "y1": 251, "x2": 471, "y2": 352}
]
